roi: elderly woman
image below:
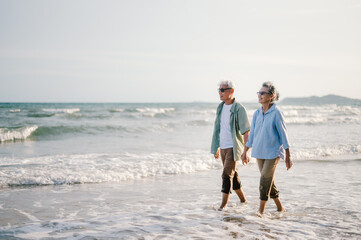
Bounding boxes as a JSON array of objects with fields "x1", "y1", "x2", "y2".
[{"x1": 242, "y1": 82, "x2": 293, "y2": 214}]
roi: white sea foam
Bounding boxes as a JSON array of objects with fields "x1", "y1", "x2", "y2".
[
  {"x1": 292, "y1": 144, "x2": 361, "y2": 160},
  {"x1": 188, "y1": 108, "x2": 216, "y2": 116},
  {"x1": 2, "y1": 141, "x2": 360, "y2": 187},
  {"x1": 9, "y1": 109, "x2": 21, "y2": 113},
  {"x1": 42, "y1": 108, "x2": 80, "y2": 114},
  {"x1": 279, "y1": 105, "x2": 361, "y2": 124},
  {"x1": 135, "y1": 107, "x2": 175, "y2": 117},
  {"x1": 0, "y1": 126, "x2": 38, "y2": 142},
  {"x1": 0, "y1": 151, "x2": 220, "y2": 186}
]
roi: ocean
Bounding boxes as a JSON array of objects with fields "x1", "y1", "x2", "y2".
[{"x1": 0, "y1": 101, "x2": 360, "y2": 239}]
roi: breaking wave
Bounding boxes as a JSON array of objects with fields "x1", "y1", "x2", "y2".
[
  {"x1": 9, "y1": 109, "x2": 21, "y2": 113},
  {"x1": 0, "y1": 126, "x2": 38, "y2": 142},
  {"x1": 42, "y1": 108, "x2": 80, "y2": 114}
]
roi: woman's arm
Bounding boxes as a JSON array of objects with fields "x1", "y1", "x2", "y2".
[
  {"x1": 285, "y1": 148, "x2": 293, "y2": 170},
  {"x1": 275, "y1": 111, "x2": 290, "y2": 149}
]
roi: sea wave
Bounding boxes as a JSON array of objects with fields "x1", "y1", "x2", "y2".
[
  {"x1": 134, "y1": 107, "x2": 176, "y2": 117},
  {"x1": 0, "y1": 151, "x2": 219, "y2": 187},
  {"x1": 27, "y1": 113, "x2": 55, "y2": 118},
  {"x1": 186, "y1": 119, "x2": 212, "y2": 126},
  {"x1": 9, "y1": 109, "x2": 21, "y2": 113},
  {"x1": 291, "y1": 144, "x2": 361, "y2": 161},
  {"x1": 42, "y1": 108, "x2": 80, "y2": 114},
  {"x1": 0, "y1": 126, "x2": 38, "y2": 142},
  {"x1": 31, "y1": 125, "x2": 131, "y2": 138},
  {"x1": 106, "y1": 107, "x2": 177, "y2": 118},
  {"x1": 0, "y1": 123, "x2": 178, "y2": 141},
  {"x1": 279, "y1": 105, "x2": 361, "y2": 125},
  {"x1": 109, "y1": 108, "x2": 125, "y2": 113}
]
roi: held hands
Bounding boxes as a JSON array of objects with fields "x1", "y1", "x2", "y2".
[
  {"x1": 214, "y1": 149, "x2": 220, "y2": 159},
  {"x1": 241, "y1": 152, "x2": 250, "y2": 165}
]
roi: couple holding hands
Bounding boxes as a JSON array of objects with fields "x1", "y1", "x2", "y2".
[{"x1": 211, "y1": 80, "x2": 293, "y2": 214}]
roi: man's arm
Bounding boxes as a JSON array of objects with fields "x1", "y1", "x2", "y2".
[
  {"x1": 241, "y1": 131, "x2": 250, "y2": 164},
  {"x1": 243, "y1": 130, "x2": 249, "y2": 145}
]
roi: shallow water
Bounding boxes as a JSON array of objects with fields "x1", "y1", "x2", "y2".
[{"x1": 1, "y1": 160, "x2": 360, "y2": 239}]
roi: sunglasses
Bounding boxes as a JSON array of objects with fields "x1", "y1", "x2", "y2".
[
  {"x1": 257, "y1": 91, "x2": 270, "y2": 95},
  {"x1": 218, "y1": 88, "x2": 232, "y2": 93}
]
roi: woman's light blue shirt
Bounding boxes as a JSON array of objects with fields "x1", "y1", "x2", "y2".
[{"x1": 246, "y1": 104, "x2": 290, "y2": 160}]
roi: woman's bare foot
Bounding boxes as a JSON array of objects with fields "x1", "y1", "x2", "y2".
[
  {"x1": 273, "y1": 198, "x2": 285, "y2": 212},
  {"x1": 277, "y1": 207, "x2": 286, "y2": 212}
]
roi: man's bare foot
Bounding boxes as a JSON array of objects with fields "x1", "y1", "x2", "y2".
[{"x1": 235, "y1": 189, "x2": 246, "y2": 203}]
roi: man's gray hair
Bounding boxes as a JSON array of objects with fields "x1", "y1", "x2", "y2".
[
  {"x1": 218, "y1": 80, "x2": 235, "y2": 89},
  {"x1": 262, "y1": 81, "x2": 280, "y2": 102}
]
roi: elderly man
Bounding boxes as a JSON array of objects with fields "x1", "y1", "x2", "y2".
[{"x1": 211, "y1": 80, "x2": 251, "y2": 210}]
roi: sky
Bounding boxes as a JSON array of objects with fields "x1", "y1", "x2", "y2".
[{"x1": 0, "y1": 0, "x2": 360, "y2": 102}]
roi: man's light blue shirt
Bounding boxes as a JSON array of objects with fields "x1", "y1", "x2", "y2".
[{"x1": 246, "y1": 104, "x2": 290, "y2": 160}]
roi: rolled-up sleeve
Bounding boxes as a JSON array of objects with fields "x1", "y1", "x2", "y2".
[
  {"x1": 238, "y1": 106, "x2": 251, "y2": 135},
  {"x1": 245, "y1": 111, "x2": 257, "y2": 148}
]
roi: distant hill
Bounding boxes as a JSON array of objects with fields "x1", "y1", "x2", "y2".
[{"x1": 280, "y1": 94, "x2": 361, "y2": 105}]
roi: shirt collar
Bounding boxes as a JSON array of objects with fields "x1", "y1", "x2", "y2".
[
  {"x1": 262, "y1": 103, "x2": 276, "y2": 115},
  {"x1": 229, "y1": 98, "x2": 237, "y2": 113},
  {"x1": 218, "y1": 98, "x2": 237, "y2": 114}
]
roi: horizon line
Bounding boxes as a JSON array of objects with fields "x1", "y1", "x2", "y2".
[{"x1": 0, "y1": 93, "x2": 359, "y2": 103}]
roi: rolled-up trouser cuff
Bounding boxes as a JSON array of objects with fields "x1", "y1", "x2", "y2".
[
  {"x1": 270, "y1": 191, "x2": 279, "y2": 199},
  {"x1": 257, "y1": 158, "x2": 280, "y2": 201},
  {"x1": 221, "y1": 171, "x2": 241, "y2": 194},
  {"x1": 259, "y1": 176, "x2": 279, "y2": 201},
  {"x1": 260, "y1": 193, "x2": 279, "y2": 201},
  {"x1": 220, "y1": 148, "x2": 241, "y2": 194}
]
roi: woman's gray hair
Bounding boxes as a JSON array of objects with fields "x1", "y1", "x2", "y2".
[
  {"x1": 218, "y1": 80, "x2": 235, "y2": 89},
  {"x1": 262, "y1": 82, "x2": 280, "y2": 102}
]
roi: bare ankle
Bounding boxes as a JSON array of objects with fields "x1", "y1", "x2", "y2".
[
  {"x1": 235, "y1": 189, "x2": 246, "y2": 203},
  {"x1": 219, "y1": 203, "x2": 227, "y2": 209},
  {"x1": 220, "y1": 193, "x2": 230, "y2": 210},
  {"x1": 277, "y1": 207, "x2": 285, "y2": 212}
]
